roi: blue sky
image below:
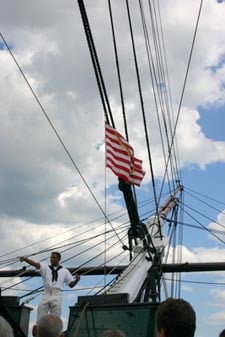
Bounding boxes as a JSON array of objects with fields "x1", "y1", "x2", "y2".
[
  {"x1": 0, "y1": 1, "x2": 225, "y2": 337},
  {"x1": 199, "y1": 104, "x2": 225, "y2": 140}
]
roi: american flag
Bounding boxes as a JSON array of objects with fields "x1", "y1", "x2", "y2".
[{"x1": 105, "y1": 123, "x2": 145, "y2": 187}]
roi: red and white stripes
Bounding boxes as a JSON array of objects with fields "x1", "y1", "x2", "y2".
[{"x1": 105, "y1": 123, "x2": 145, "y2": 186}]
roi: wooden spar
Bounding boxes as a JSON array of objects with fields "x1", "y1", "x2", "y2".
[
  {"x1": 158, "y1": 185, "x2": 183, "y2": 220},
  {"x1": 0, "y1": 266, "x2": 126, "y2": 277},
  {"x1": 2, "y1": 262, "x2": 225, "y2": 277}
]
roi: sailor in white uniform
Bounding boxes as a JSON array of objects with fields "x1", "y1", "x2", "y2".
[{"x1": 20, "y1": 252, "x2": 80, "y2": 322}]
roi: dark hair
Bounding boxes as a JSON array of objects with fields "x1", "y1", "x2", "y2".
[
  {"x1": 51, "y1": 252, "x2": 61, "y2": 260},
  {"x1": 219, "y1": 329, "x2": 225, "y2": 337},
  {"x1": 103, "y1": 330, "x2": 126, "y2": 337},
  {"x1": 0, "y1": 316, "x2": 14, "y2": 337},
  {"x1": 156, "y1": 298, "x2": 196, "y2": 337}
]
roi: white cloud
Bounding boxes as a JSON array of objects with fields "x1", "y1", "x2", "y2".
[
  {"x1": 1, "y1": 2, "x2": 225, "y2": 336},
  {"x1": 181, "y1": 285, "x2": 193, "y2": 292},
  {"x1": 210, "y1": 288, "x2": 225, "y2": 302},
  {"x1": 208, "y1": 210, "x2": 225, "y2": 242},
  {"x1": 207, "y1": 289, "x2": 225, "y2": 324}
]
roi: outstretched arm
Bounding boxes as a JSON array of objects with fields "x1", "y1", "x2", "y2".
[
  {"x1": 19, "y1": 256, "x2": 41, "y2": 269},
  {"x1": 69, "y1": 274, "x2": 80, "y2": 288}
]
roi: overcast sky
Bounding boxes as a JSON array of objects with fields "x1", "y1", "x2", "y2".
[{"x1": 1, "y1": 1, "x2": 225, "y2": 337}]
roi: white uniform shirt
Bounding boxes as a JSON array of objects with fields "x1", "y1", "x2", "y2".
[{"x1": 37, "y1": 262, "x2": 74, "y2": 290}]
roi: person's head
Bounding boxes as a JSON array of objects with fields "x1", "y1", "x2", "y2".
[
  {"x1": 32, "y1": 315, "x2": 64, "y2": 337},
  {"x1": 156, "y1": 298, "x2": 196, "y2": 337},
  {"x1": 50, "y1": 252, "x2": 61, "y2": 266},
  {"x1": 0, "y1": 315, "x2": 14, "y2": 337},
  {"x1": 219, "y1": 329, "x2": 225, "y2": 337},
  {"x1": 103, "y1": 330, "x2": 126, "y2": 337}
]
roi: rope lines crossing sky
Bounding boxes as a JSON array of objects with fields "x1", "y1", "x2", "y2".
[{"x1": 0, "y1": 0, "x2": 224, "y2": 306}]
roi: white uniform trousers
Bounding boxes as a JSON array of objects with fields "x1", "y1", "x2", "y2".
[{"x1": 37, "y1": 288, "x2": 62, "y2": 322}]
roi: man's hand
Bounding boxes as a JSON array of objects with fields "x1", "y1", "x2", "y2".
[
  {"x1": 19, "y1": 256, "x2": 26, "y2": 262},
  {"x1": 18, "y1": 256, "x2": 40, "y2": 269},
  {"x1": 75, "y1": 274, "x2": 80, "y2": 281},
  {"x1": 69, "y1": 274, "x2": 80, "y2": 288}
]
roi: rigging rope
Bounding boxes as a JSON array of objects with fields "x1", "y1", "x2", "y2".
[
  {"x1": 0, "y1": 30, "x2": 126, "y2": 249},
  {"x1": 108, "y1": 0, "x2": 128, "y2": 140},
  {"x1": 0, "y1": 192, "x2": 159, "y2": 266},
  {"x1": 155, "y1": 0, "x2": 182, "y2": 187},
  {"x1": 147, "y1": 0, "x2": 204, "y2": 221},
  {"x1": 125, "y1": 0, "x2": 160, "y2": 223},
  {"x1": 164, "y1": 0, "x2": 204, "y2": 184},
  {"x1": 138, "y1": 0, "x2": 178, "y2": 201},
  {"x1": 180, "y1": 203, "x2": 225, "y2": 245},
  {"x1": 148, "y1": 0, "x2": 180, "y2": 188},
  {"x1": 0, "y1": 0, "x2": 220, "y2": 305},
  {"x1": 77, "y1": 0, "x2": 114, "y2": 127}
]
